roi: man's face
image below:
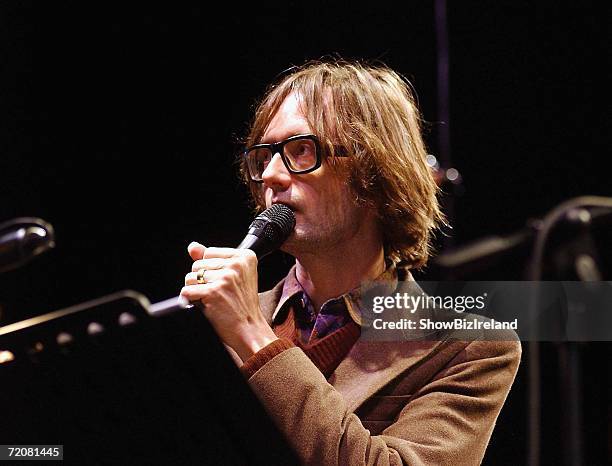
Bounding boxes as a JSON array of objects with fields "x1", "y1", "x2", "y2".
[{"x1": 261, "y1": 92, "x2": 376, "y2": 257}]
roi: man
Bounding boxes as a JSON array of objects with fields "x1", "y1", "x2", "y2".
[{"x1": 180, "y1": 59, "x2": 521, "y2": 465}]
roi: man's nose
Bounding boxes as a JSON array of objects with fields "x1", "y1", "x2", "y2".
[{"x1": 262, "y1": 152, "x2": 291, "y2": 191}]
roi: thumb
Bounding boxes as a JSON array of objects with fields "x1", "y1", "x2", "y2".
[{"x1": 187, "y1": 241, "x2": 206, "y2": 261}]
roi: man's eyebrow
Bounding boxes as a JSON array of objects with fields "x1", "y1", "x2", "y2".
[{"x1": 260, "y1": 132, "x2": 307, "y2": 144}]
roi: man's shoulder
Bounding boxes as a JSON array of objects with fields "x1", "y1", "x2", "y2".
[{"x1": 439, "y1": 312, "x2": 522, "y2": 371}]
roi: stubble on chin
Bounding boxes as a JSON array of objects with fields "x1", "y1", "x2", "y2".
[{"x1": 280, "y1": 220, "x2": 347, "y2": 258}]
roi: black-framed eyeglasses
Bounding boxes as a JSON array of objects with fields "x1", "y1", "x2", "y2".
[{"x1": 244, "y1": 134, "x2": 322, "y2": 182}]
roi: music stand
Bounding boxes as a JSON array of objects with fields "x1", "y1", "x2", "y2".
[{"x1": 0, "y1": 290, "x2": 299, "y2": 465}]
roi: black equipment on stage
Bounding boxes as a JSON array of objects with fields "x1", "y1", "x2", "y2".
[
  {"x1": 0, "y1": 205, "x2": 299, "y2": 465},
  {"x1": 0, "y1": 217, "x2": 55, "y2": 273},
  {"x1": 431, "y1": 196, "x2": 612, "y2": 466},
  {"x1": 0, "y1": 291, "x2": 299, "y2": 465}
]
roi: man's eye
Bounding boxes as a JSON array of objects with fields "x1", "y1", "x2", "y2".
[{"x1": 295, "y1": 142, "x2": 316, "y2": 157}]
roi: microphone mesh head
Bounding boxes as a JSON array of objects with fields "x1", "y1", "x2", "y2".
[{"x1": 257, "y1": 204, "x2": 296, "y2": 243}]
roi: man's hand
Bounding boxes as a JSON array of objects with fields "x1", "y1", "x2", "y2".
[{"x1": 180, "y1": 241, "x2": 278, "y2": 361}]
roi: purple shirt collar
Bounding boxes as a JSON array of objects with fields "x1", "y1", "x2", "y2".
[{"x1": 271, "y1": 260, "x2": 410, "y2": 327}]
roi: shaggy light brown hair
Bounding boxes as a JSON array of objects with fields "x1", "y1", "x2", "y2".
[{"x1": 240, "y1": 59, "x2": 445, "y2": 269}]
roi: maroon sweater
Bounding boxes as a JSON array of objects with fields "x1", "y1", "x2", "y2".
[
  {"x1": 241, "y1": 263, "x2": 399, "y2": 379},
  {"x1": 241, "y1": 305, "x2": 360, "y2": 379}
]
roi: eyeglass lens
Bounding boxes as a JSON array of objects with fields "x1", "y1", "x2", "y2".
[{"x1": 247, "y1": 137, "x2": 317, "y2": 180}]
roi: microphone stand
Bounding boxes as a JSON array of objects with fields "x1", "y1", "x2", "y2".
[
  {"x1": 431, "y1": 196, "x2": 612, "y2": 466},
  {"x1": 525, "y1": 196, "x2": 612, "y2": 466}
]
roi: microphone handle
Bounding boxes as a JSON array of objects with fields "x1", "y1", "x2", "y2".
[{"x1": 237, "y1": 234, "x2": 275, "y2": 260}]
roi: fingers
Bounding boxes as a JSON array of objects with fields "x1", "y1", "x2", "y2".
[
  {"x1": 188, "y1": 242, "x2": 256, "y2": 260},
  {"x1": 188, "y1": 241, "x2": 206, "y2": 261},
  {"x1": 203, "y1": 247, "x2": 254, "y2": 259},
  {"x1": 188, "y1": 243, "x2": 256, "y2": 261},
  {"x1": 184, "y1": 268, "x2": 225, "y2": 286},
  {"x1": 190, "y1": 250, "x2": 257, "y2": 272},
  {"x1": 180, "y1": 284, "x2": 212, "y2": 302},
  {"x1": 191, "y1": 258, "x2": 226, "y2": 273},
  {"x1": 183, "y1": 246, "x2": 258, "y2": 301},
  {"x1": 185, "y1": 271, "x2": 200, "y2": 286}
]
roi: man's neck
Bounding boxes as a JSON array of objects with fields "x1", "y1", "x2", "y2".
[{"x1": 294, "y1": 239, "x2": 385, "y2": 313}]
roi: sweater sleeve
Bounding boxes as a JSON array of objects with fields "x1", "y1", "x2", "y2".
[
  {"x1": 246, "y1": 338, "x2": 521, "y2": 466},
  {"x1": 240, "y1": 338, "x2": 295, "y2": 379}
]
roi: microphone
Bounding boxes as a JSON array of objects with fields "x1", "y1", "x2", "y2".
[
  {"x1": 149, "y1": 204, "x2": 295, "y2": 316},
  {"x1": 237, "y1": 203, "x2": 296, "y2": 259},
  {"x1": 0, "y1": 217, "x2": 56, "y2": 273}
]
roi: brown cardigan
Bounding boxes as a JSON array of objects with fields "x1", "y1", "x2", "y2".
[{"x1": 242, "y1": 277, "x2": 521, "y2": 466}]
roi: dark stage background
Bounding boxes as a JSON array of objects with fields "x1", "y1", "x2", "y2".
[{"x1": 1, "y1": 2, "x2": 610, "y2": 465}]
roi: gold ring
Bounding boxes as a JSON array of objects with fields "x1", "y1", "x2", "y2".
[{"x1": 196, "y1": 268, "x2": 207, "y2": 284}]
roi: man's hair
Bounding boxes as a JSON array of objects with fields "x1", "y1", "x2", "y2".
[{"x1": 239, "y1": 59, "x2": 445, "y2": 269}]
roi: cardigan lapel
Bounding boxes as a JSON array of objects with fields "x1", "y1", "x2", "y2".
[
  {"x1": 258, "y1": 274, "x2": 451, "y2": 412},
  {"x1": 259, "y1": 278, "x2": 286, "y2": 324}
]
